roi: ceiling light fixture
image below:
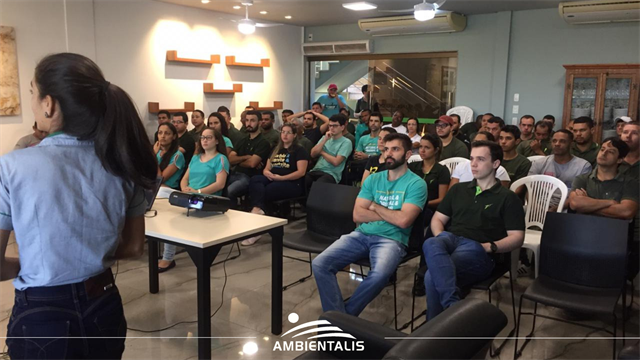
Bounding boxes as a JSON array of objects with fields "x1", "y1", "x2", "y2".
[
  {"x1": 201, "y1": 0, "x2": 210, "y2": 3},
  {"x1": 342, "y1": 2, "x2": 377, "y2": 11},
  {"x1": 260, "y1": 11, "x2": 268, "y2": 14},
  {"x1": 233, "y1": 5, "x2": 241, "y2": 9},
  {"x1": 238, "y1": 18, "x2": 256, "y2": 34},
  {"x1": 284, "y1": 15, "x2": 292, "y2": 19},
  {"x1": 414, "y1": 1, "x2": 436, "y2": 21}
]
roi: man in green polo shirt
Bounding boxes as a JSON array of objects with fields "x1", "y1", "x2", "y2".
[
  {"x1": 312, "y1": 133, "x2": 427, "y2": 315},
  {"x1": 570, "y1": 137, "x2": 638, "y2": 218},
  {"x1": 437, "y1": 115, "x2": 469, "y2": 160},
  {"x1": 423, "y1": 140, "x2": 525, "y2": 320},
  {"x1": 499, "y1": 125, "x2": 531, "y2": 184},
  {"x1": 571, "y1": 116, "x2": 600, "y2": 167},
  {"x1": 517, "y1": 120, "x2": 552, "y2": 157}
]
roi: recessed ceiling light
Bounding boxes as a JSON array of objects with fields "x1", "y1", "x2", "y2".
[
  {"x1": 259, "y1": 11, "x2": 268, "y2": 14},
  {"x1": 342, "y1": 2, "x2": 377, "y2": 11},
  {"x1": 233, "y1": 5, "x2": 241, "y2": 9},
  {"x1": 284, "y1": 15, "x2": 292, "y2": 19},
  {"x1": 201, "y1": 0, "x2": 210, "y2": 3}
]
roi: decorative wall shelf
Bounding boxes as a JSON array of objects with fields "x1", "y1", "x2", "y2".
[
  {"x1": 249, "y1": 101, "x2": 283, "y2": 111},
  {"x1": 203, "y1": 83, "x2": 243, "y2": 94},
  {"x1": 166, "y1": 50, "x2": 220, "y2": 65},
  {"x1": 148, "y1": 102, "x2": 195, "y2": 113},
  {"x1": 226, "y1": 56, "x2": 270, "y2": 68}
]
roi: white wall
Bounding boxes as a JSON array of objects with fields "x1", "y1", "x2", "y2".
[{"x1": 0, "y1": 0, "x2": 304, "y2": 155}]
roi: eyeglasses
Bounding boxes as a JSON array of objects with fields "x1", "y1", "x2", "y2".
[
  {"x1": 200, "y1": 135, "x2": 214, "y2": 141},
  {"x1": 171, "y1": 120, "x2": 184, "y2": 124},
  {"x1": 281, "y1": 131, "x2": 294, "y2": 135},
  {"x1": 435, "y1": 123, "x2": 450, "y2": 129}
]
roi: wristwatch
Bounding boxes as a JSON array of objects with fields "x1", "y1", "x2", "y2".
[{"x1": 489, "y1": 241, "x2": 498, "y2": 253}]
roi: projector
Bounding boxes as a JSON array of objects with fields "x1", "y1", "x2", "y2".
[{"x1": 169, "y1": 191, "x2": 231, "y2": 213}]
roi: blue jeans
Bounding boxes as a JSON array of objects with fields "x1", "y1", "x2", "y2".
[
  {"x1": 312, "y1": 231, "x2": 406, "y2": 316},
  {"x1": 6, "y1": 277, "x2": 127, "y2": 359},
  {"x1": 423, "y1": 231, "x2": 494, "y2": 320},
  {"x1": 162, "y1": 243, "x2": 177, "y2": 261},
  {"x1": 227, "y1": 172, "x2": 251, "y2": 208}
]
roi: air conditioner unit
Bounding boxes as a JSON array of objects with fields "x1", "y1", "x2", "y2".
[
  {"x1": 358, "y1": 13, "x2": 466, "y2": 37},
  {"x1": 302, "y1": 40, "x2": 372, "y2": 56},
  {"x1": 559, "y1": 0, "x2": 640, "y2": 24}
]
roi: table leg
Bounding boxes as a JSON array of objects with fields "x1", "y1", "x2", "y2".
[
  {"x1": 187, "y1": 246, "x2": 221, "y2": 360},
  {"x1": 148, "y1": 237, "x2": 159, "y2": 294},
  {"x1": 270, "y1": 226, "x2": 284, "y2": 335}
]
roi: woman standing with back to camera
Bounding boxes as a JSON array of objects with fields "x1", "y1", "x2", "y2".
[{"x1": 0, "y1": 53, "x2": 157, "y2": 359}]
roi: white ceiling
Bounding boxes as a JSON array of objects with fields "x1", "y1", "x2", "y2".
[{"x1": 155, "y1": 0, "x2": 565, "y2": 27}]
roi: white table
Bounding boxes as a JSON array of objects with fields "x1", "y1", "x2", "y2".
[{"x1": 145, "y1": 200, "x2": 287, "y2": 360}]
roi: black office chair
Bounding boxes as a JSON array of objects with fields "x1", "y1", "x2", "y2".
[
  {"x1": 282, "y1": 182, "x2": 360, "y2": 290},
  {"x1": 294, "y1": 298, "x2": 508, "y2": 360},
  {"x1": 514, "y1": 212, "x2": 629, "y2": 360}
]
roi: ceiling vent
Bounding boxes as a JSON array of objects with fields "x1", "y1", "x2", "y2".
[
  {"x1": 302, "y1": 40, "x2": 372, "y2": 56},
  {"x1": 559, "y1": 0, "x2": 640, "y2": 24},
  {"x1": 358, "y1": 12, "x2": 466, "y2": 36}
]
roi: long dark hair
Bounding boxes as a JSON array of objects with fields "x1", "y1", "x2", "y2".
[
  {"x1": 157, "y1": 123, "x2": 180, "y2": 171},
  {"x1": 421, "y1": 133, "x2": 443, "y2": 161},
  {"x1": 195, "y1": 128, "x2": 227, "y2": 157},
  {"x1": 270, "y1": 123, "x2": 299, "y2": 163},
  {"x1": 34, "y1": 53, "x2": 156, "y2": 189},
  {"x1": 207, "y1": 112, "x2": 229, "y2": 137}
]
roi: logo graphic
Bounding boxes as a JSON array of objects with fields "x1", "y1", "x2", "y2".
[
  {"x1": 273, "y1": 313, "x2": 365, "y2": 352},
  {"x1": 484, "y1": 204, "x2": 493, "y2": 210}
]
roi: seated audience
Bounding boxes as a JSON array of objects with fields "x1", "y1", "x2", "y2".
[
  {"x1": 361, "y1": 128, "x2": 396, "y2": 183},
  {"x1": 261, "y1": 111, "x2": 280, "y2": 149},
  {"x1": 407, "y1": 118, "x2": 422, "y2": 154},
  {"x1": 354, "y1": 111, "x2": 383, "y2": 160},
  {"x1": 450, "y1": 132, "x2": 511, "y2": 188},
  {"x1": 290, "y1": 118, "x2": 314, "y2": 155},
  {"x1": 281, "y1": 109, "x2": 294, "y2": 124},
  {"x1": 207, "y1": 112, "x2": 234, "y2": 154},
  {"x1": 219, "y1": 105, "x2": 246, "y2": 146},
  {"x1": 153, "y1": 110, "x2": 171, "y2": 142},
  {"x1": 542, "y1": 114, "x2": 556, "y2": 131},
  {"x1": 305, "y1": 114, "x2": 353, "y2": 194},
  {"x1": 566, "y1": 119, "x2": 574, "y2": 132},
  {"x1": 155, "y1": 123, "x2": 185, "y2": 189},
  {"x1": 571, "y1": 116, "x2": 600, "y2": 167},
  {"x1": 499, "y1": 125, "x2": 532, "y2": 184},
  {"x1": 528, "y1": 129, "x2": 592, "y2": 191},
  {"x1": 342, "y1": 122, "x2": 356, "y2": 149},
  {"x1": 459, "y1": 114, "x2": 482, "y2": 141},
  {"x1": 312, "y1": 133, "x2": 427, "y2": 315},
  {"x1": 382, "y1": 110, "x2": 407, "y2": 134},
  {"x1": 485, "y1": 116, "x2": 505, "y2": 142},
  {"x1": 620, "y1": 121, "x2": 640, "y2": 278},
  {"x1": 437, "y1": 115, "x2": 469, "y2": 160},
  {"x1": 239, "y1": 110, "x2": 248, "y2": 133},
  {"x1": 409, "y1": 133, "x2": 451, "y2": 210},
  {"x1": 227, "y1": 110, "x2": 272, "y2": 207},
  {"x1": 423, "y1": 140, "x2": 525, "y2": 320},
  {"x1": 517, "y1": 120, "x2": 552, "y2": 157},
  {"x1": 158, "y1": 128, "x2": 229, "y2": 272},
  {"x1": 292, "y1": 110, "x2": 329, "y2": 144},
  {"x1": 450, "y1": 113, "x2": 470, "y2": 150},
  {"x1": 616, "y1": 116, "x2": 632, "y2": 137},
  {"x1": 14, "y1": 122, "x2": 48, "y2": 150},
  {"x1": 340, "y1": 107, "x2": 356, "y2": 135},
  {"x1": 570, "y1": 137, "x2": 637, "y2": 221},
  {"x1": 519, "y1": 115, "x2": 535, "y2": 141},
  {"x1": 189, "y1": 109, "x2": 206, "y2": 140},
  {"x1": 171, "y1": 111, "x2": 196, "y2": 165},
  {"x1": 355, "y1": 109, "x2": 372, "y2": 142},
  {"x1": 244, "y1": 124, "x2": 310, "y2": 246}
]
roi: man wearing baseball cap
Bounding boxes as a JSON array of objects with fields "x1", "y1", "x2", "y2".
[
  {"x1": 616, "y1": 116, "x2": 632, "y2": 137},
  {"x1": 316, "y1": 84, "x2": 347, "y2": 118},
  {"x1": 437, "y1": 115, "x2": 469, "y2": 160}
]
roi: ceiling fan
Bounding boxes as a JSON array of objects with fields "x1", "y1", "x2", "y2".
[
  {"x1": 378, "y1": 0, "x2": 447, "y2": 21},
  {"x1": 235, "y1": 0, "x2": 282, "y2": 35}
]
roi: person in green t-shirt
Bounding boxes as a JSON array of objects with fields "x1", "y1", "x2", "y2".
[
  {"x1": 570, "y1": 116, "x2": 600, "y2": 167},
  {"x1": 312, "y1": 133, "x2": 427, "y2": 316},
  {"x1": 305, "y1": 114, "x2": 353, "y2": 194},
  {"x1": 423, "y1": 140, "x2": 525, "y2": 320},
  {"x1": 517, "y1": 120, "x2": 552, "y2": 157},
  {"x1": 260, "y1": 111, "x2": 280, "y2": 150},
  {"x1": 354, "y1": 113, "x2": 382, "y2": 159},
  {"x1": 355, "y1": 109, "x2": 372, "y2": 144},
  {"x1": 437, "y1": 115, "x2": 469, "y2": 160},
  {"x1": 499, "y1": 125, "x2": 531, "y2": 184},
  {"x1": 155, "y1": 123, "x2": 186, "y2": 190}
]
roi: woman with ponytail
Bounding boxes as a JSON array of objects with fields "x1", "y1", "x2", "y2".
[
  {"x1": 156, "y1": 122, "x2": 186, "y2": 189},
  {"x1": 0, "y1": 53, "x2": 157, "y2": 359}
]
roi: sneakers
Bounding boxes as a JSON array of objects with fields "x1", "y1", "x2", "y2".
[{"x1": 241, "y1": 235, "x2": 262, "y2": 246}]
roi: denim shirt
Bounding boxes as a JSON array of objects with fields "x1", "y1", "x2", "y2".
[{"x1": 0, "y1": 133, "x2": 146, "y2": 290}]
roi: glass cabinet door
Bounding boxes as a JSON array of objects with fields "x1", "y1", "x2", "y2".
[
  {"x1": 601, "y1": 77, "x2": 632, "y2": 139},
  {"x1": 570, "y1": 77, "x2": 598, "y2": 120}
]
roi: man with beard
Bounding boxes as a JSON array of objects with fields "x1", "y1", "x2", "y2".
[
  {"x1": 571, "y1": 116, "x2": 600, "y2": 167},
  {"x1": 260, "y1": 111, "x2": 280, "y2": 149},
  {"x1": 354, "y1": 112, "x2": 383, "y2": 160},
  {"x1": 382, "y1": 110, "x2": 407, "y2": 134},
  {"x1": 423, "y1": 140, "x2": 525, "y2": 320},
  {"x1": 227, "y1": 110, "x2": 272, "y2": 208},
  {"x1": 312, "y1": 133, "x2": 426, "y2": 316},
  {"x1": 437, "y1": 115, "x2": 469, "y2": 160},
  {"x1": 289, "y1": 110, "x2": 330, "y2": 145}
]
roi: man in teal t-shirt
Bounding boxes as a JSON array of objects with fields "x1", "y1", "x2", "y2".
[
  {"x1": 312, "y1": 133, "x2": 427, "y2": 316},
  {"x1": 305, "y1": 114, "x2": 353, "y2": 194},
  {"x1": 354, "y1": 113, "x2": 382, "y2": 158},
  {"x1": 317, "y1": 83, "x2": 347, "y2": 118}
]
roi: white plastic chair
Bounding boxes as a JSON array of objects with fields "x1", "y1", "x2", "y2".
[
  {"x1": 439, "y1": 157, "x2": 470, "y2": 175},
  {"x1": 446, "y1": 106, "x2": 474, "y2": 125},
  {"x1": 408, "y1": 154, "x2": 422, "y2": 164},
  {"x1": 527, "y1": 155, "x2": 546, "y2": 163},
  {"x1": 509, "y1": 175, "x2": 568, "y2": 278}
]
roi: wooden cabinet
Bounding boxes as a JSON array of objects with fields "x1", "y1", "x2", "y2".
[{"x1": 563, "y1": 64, "x2": 640, "y2": 143}]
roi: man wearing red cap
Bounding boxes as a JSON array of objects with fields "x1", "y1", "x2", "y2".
[
  {"x1": 437, "y1": 115, "x2": 469, "y2": 160},
  {"x1": 317, "y1": 84, "x2": 347, "y2": 118}
]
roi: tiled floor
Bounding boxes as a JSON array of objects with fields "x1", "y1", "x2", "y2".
[{"x1": 0, "y1": 217, "x2": 638, "y2": 360}]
